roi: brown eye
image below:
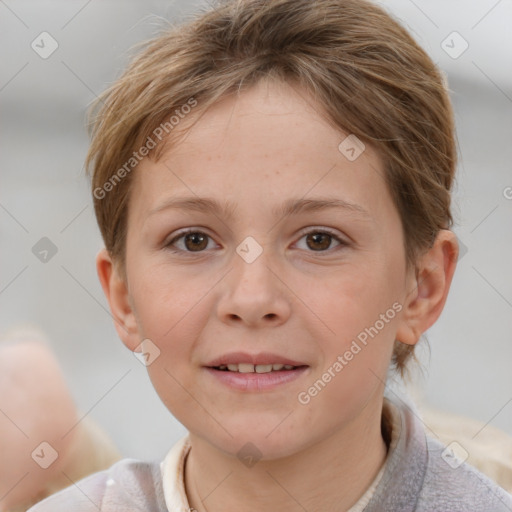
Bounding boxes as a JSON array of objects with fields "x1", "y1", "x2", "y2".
[
  {"x1": 296, "y1": 229, "x2": 346, "y2": 253},
  {"x1": 167, "y1": 230, "x2": 213, "y2": 252},
  {"x1": 183, "y1": 232, "x2": 209, "y2": 251},
  {"x1": 306, "y1": 232, "x2": 332, "y2": 251}
]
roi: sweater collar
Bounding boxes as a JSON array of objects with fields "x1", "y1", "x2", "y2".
[{"x1": 364, "y1": 392, "x2": 428, "y2": 512}]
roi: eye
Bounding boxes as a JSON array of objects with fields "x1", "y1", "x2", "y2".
[
  {"x1": 166, "y1": 229, "x2": 216, "y2": 253},
  {"x1": 295, "y1": 229, "x2": 347, "y2": 253},
  {"x1": 165, "y1": 227, "x2": 348, "y2": 255}
]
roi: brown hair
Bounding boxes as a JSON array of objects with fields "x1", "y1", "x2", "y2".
[{"x1": 85, "y1": 0, "x2": 457, "y2": 377}]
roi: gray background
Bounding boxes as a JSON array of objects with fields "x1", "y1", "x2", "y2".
[{"x1": 1, "y1": 0, "x2": 511, "y2": 462}]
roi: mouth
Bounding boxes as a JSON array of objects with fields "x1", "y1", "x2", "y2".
[
  {"x1": 209, "y1": 363, "x2": 308, "y2": 373},
  {"x1": 203, "y1": 353, "x2": 310, "y2": 391}
]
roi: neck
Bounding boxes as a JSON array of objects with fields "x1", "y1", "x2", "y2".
[{"x1": 184, "y1": 396, "x2": 389, "y2": 512}]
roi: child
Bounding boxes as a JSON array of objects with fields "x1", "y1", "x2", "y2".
[{"x1": 28, "y1": 0, "x2": 512, "y2": 510}]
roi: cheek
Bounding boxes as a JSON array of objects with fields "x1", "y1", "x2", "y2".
[
  {"x1": 309, "y1": 256, "x2": 403, "y2": 380},
  {"x1": 129, "y1": 259, "x2": 211, "y2": 340},
  {"x1": 318, "y1": 259, "x2": 403, "y2": 330}
]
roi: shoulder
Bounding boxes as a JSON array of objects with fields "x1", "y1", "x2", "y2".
[
  {"x1": 27, "y1": 458, "x2": 166, "y2": 511},
  {"x1": 415, "y1": 436, "x2": 512, "y2": 511},
  {"x1": 367, "y1": 395, "x2": 512, "y2": 512}
]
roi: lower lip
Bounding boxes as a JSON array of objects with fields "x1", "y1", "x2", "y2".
[{"x1": 204, "y1": 366, "x2": 309, "y2": 391}]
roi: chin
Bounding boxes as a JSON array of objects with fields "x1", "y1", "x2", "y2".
[{"x1": 198, "y1": 421, "x2": 310, "y2": 462}]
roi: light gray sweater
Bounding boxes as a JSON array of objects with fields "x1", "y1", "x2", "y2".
[{"x1": 28, "y1": 395, "x2": 512, "y2": 511}]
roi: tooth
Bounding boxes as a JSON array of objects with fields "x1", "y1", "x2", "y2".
[
  {"x1": 283, "y1": 365, "x2": 294, "y2": 370},
  {"x1": 218, "y1": 365, "x2": 227, "y2": 370},
  {"x1": 255, "y1": 364, "x2": 273, "y2": 373},
  {"x1": 238, "y1": 363, "x2": 255, "y2": 373},
  {"x1": 272, "y1": 364, "x2": 284, "y2": 371},
  {"x1": 227, "y1": 364, "x2": 238, "y2": 372}
]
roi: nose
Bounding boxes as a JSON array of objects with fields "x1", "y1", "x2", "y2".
[{"x1": 216, "y1": 248, "x2": 291, "y2": 328}]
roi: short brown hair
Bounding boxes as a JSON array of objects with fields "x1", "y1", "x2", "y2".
[{"x1": 85, "y1": 0, "x2": 457, "y2": 377}]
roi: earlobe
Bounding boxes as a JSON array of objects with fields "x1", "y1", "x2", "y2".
[
  {"x1": 395, "y1": 230, "x2": 459, "y2": 346},
  {"x1": 95, "y1": 248, "x2": 140, "y2": 351}
]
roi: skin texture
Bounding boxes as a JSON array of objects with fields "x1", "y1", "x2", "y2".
[{"x1": 97, "y1": 78, "x2": 458, "y2": 512}]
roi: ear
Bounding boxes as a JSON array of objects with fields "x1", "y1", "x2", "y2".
[
  {"x1": 96, "y1": 248, "x2": 140, "y2": 351},
  {"x1": 396, "y1": 230, "x2": 459, "y2": 345}
]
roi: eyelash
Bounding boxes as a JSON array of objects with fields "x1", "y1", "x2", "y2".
[{"x1": 164, "y1": 227, "x2": 348, "y2": 255}]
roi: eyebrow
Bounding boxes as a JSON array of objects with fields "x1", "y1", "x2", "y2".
[{"x1": 147, "y1": 196, "x2": 371, "y2": 221}]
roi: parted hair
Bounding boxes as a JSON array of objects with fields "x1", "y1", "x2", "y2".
[{"x1": 85, "y1": 0, "x2": 457, "y2": 377}]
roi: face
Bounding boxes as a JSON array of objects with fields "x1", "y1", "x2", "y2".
[{"x1": 115, "y1": 79, "x2": 415, "y2": 459}]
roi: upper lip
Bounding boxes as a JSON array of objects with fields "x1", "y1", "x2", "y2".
[{"x1": 205, "y1": 352, "x2": 308, "y2": 367}]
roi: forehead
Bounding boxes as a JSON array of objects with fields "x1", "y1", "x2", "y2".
[{"x1": 129, "y1": 79, "x2": 391, "y2": 224}]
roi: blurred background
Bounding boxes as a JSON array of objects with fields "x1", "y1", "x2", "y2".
[{"x1": 1, "y1": 0, "x2": 511, "y2": 465}]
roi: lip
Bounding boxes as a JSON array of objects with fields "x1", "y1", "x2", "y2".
[
  {"x1": 204, "y1": 351, "x2": 307, "y2": 367},
  {"x1": 204, "y1": 365, "x2": 310, "y2": 391}
]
